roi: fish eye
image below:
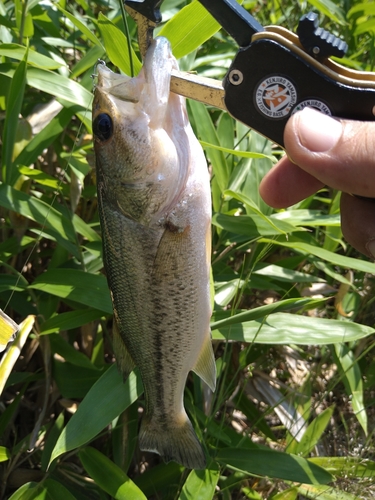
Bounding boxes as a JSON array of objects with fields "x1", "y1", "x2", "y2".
[{"x1": 93, "y1": 113, "x2": 113, "y2": 141}]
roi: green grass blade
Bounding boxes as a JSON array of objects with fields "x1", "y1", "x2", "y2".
[
  {"x1": 158, "y1": 1, "x2": 220, "y2": 59},
  {"x1": 308, "y1": 456, "x2": 375, "y2": 478},
  {"x1": 13, "y1": 105, "x2": 82, "y2": 167},
  {"x1": 259, "y1": 238, "x2": 375, "y2": 275},
  {"x1": 55, "y1": 4, "x2": 103, "y2": 47},
  {"x1": 178, "y1": 463, "x2": 220, "y2": 500},
  {"x1": 334, "y1": 343, "x2": 367, "y2": 434},
  {"x1": 8, "y1": 482, "x2": 39, "y2": 500},
  {"x1": 212, "y1": 313, "x2": 375, "y2": 345},
  {"x1": 0, "y1": 185, "x2": 80, "y2": 258},
  {"x1": 79, "y1": 447, "x2": 147, "y2": 500},
  {"x1": 0, "y1": 43, "x2": 64, "y2": 69},
  {"x1": 49, "y1": 365, "x2": 143, "y2": 466},
  {"x1": 199, "y1": 140, "x2": 274, "y2": 160},
  {"x1": 216, "y1": 448, "x2": 333, "y2": 484},
  {"x1": 2, "y1": 49, "x2": 27, "y2": 184},
  {"x1": 40, "y1": 309, "x2": 104, "y2": 335},
  {"x1": 211, "y1": 298, "x2": 321, "y2": 329},
  {"x1": 297, "y1": 483, "x2": 361, "y2": 499},
  {"x1": 290, "y1": 405, "x2": 335, "y2": 456},
  {"x1": 306, "y1": 0, "x2": 345, "y2": 24},
  {"x1": 98, "y1": 12, "x2": 141, "y2": 75},
  {"x1": 188, "y1": 100, "x2": 229, "y2": 195},
  {"x1": 30, "y1": 269, "x2": 112, "y2": 314}
]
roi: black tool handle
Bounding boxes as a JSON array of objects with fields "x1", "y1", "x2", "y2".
[
  {"x1": 223, "y1": 39, "x2": 375, "y2": 147},
  {"x1": 198, "y1": 0, "x2": 263, "y2": 46},
  {"x1": 124, "y1": 0, "x2": 163, "y2": 23}
]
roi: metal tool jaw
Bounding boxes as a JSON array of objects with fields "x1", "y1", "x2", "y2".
[{"x1": 124, "y1": 0, "x2": 375, "y2": 148}]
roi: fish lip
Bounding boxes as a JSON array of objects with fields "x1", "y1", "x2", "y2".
[{"x1": 96, "y1": 64, "x2": 141, "y2": 103}]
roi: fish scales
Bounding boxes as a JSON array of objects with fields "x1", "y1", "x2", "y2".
[{"x1": 92, "y1": 37, "x2": 216, "y2": 470}]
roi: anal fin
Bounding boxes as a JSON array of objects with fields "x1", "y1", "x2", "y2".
[
  {"x1": 192, "y1": 333, "x2": 216, "y2": 392},
  {"x1": 112, "y1": 319, "x2": 136, "y2": 381}
]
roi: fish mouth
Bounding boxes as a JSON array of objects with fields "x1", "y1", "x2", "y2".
[{"x1": 96, "y1": 63, "x2": 143, "y2": 103}]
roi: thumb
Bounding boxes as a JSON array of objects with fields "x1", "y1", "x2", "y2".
[{"x1": 284, "y1": 107, "x2": 375, "y2": 197}]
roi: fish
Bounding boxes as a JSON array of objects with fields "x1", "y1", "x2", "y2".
[{"x1": 92, "y1": 37, "x2": 216, "y2": 470}]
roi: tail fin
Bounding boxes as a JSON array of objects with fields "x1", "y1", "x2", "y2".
[{"x1": 139, "y1": 414, "x2": 206, "y2": 470}]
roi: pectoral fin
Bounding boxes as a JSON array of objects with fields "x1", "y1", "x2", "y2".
[
  {"x1": 192, "y1": 333, "x2": 216, "y2": 392},
  {"x1": 112, "y1": 318, "x2": 136, "y2": 381}
]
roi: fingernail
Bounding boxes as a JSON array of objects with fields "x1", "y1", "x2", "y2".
[
  {"x1": 296, "y1": 107, "x2": 343, "y2": 152},
  {"x1": 366, "y1": 239, "x2": 375, "y2": 260}
]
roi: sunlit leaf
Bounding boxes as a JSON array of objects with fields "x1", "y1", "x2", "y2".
[
  {"x1": 212, "y1": 313, "x2": 374, "y2": 345},
  {"x1": 79, "y1": 447, "x2": 147, "y2": 500},
  {"x1": 98, "y1": 12, "x2": 141, "y2": 76},
  {"x1": 159, "y1": 1, "x2": 221, "y2": 59},
  {"x1": 49, "y1": 366, "x2": 143, "y2": 465},
  {"x1": 178, "y1": 463, "x2": 220, "y2": 500}
]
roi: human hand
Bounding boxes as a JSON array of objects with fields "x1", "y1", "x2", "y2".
[{"x1": 259, "y1": 107, "x2": 375, "y2": 259}]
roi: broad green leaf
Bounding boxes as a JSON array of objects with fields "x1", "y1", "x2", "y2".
[
  {"x1": 30, "y1": 269, "x2": 112, "y2": 314},
  {"x1": 25, "y1": 67, "x2": 92, "y2": 108},
  {"x1": 41, "y1": 412, "x2": 65, "y2": 472},
  {"x1": 8, "y1": 482, "x2": 39, "y2": 500},
  {"x1": 188, "y1": 100, "x2": 229, "y2": 195},
  {"x1": 348, "y1": 2, "x2": 375, "y2": 17},
  {"x1": 0, "y1": 185, "x2": 80, "y2": 258},
  {"x1": 2, "y1": 50, "x2": 27, "y2": 184},
  {"x1": 0, "y1": 65, "x2": 92, "y2": 109},
  {"x1": 49, "y1": 365, "x2": 143, "y2": 465},
  {"x1": 289, "y1": 405, "x2": 335, "y2": 456},
  {"x1": 0, "y1": 446, "x2": 10, "y2": 462},
  {"x1": 40, "y1": 479, "x2": 77, "y2": 500},
  {"x1": 134, "y1": 462, "x2": 184, "y2": 497},
  {"x1": 211, "y1": 298, "x2": 323, "y2": 330},
  {"x1": 272, "y1": 210, "x2": 340, "y2": 227},
  {"x1": 260, "y1": 238, "x2": 375, "y2": 275},
  {"x1": 334, "y1": 343, "x2": 367, "y2": 434},
  {"x1": 216, "y1": 448, "x2": 333, "y2": 484},
  {"x1": 253, "y1": 263, "x2": 326, "y2": 283},
  {"x1": 306, "y1": 0, "x2": 345, "y2": 24},
  {"x1": 0, "y1": 43, "x2": 64, "y2": 69},
  {"x1": 354, "y1": 18, "x2": 375, "y2": 36},
  {"x1": 55, "y1": 4, "x2": 102, "y2": 47},
  {"x1": 308, "y1": 457, "x2": 375, "y2": 478},
  {"x1": 212, "y1": 213, "x2": 300, "y2": 238},
  {"x1": 10, "y1": 479, "x2": 76, "y2": 500},
  {"x1": 49, "y1": 333, "x2": 99, "y2": 370},
  {"x1": 212, "y1": 313, "x2": 374, "y2": 345},
  {"x1": 17, "y1": 166, "x2": 63, "y2": 190},
  {"x1": 40, "y1": 309, "x2": 104, "y2": 334},
  {"x1": 297, "y1": 483, "x2": 361, "y2": 499},
  {"x1": 271, "y1": 488, "x2": 298, "y2": 500},
  {"x1": 13, "y1": 105, "x2": 82, "y2": 167},
  {"x1": 98, "y1": 13, "x2": 141, "y2": 76},
  {"x1": 159, "y1": 1, "x2": 220, "y2": 59},
  {"x1": 79, "y1": 447, "x2": 147, "y2": 500},
  {"x1": 71, "y1": 44, "x2": 105, "y2": 79},
  {"x1": 178, "y1": 463, "x2": 220, "y2": 500},
  {"x1": 53, "y1": 361, "x2": 103, "y2": 398}
]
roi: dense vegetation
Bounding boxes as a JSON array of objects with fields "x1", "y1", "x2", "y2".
[{"x1": 1, "y1": 0, "x2": 375, "y2": 498}]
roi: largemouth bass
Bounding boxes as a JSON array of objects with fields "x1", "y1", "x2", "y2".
[{"x1": 92, "y1": 37, "x2": 216, "y2": 470}]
